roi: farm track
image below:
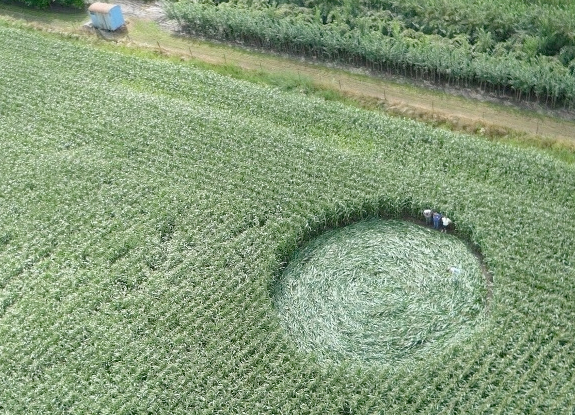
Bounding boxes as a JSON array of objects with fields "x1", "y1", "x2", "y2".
[
  {"x1": 118, "y1": 2, "x2": 575, "y2": 144},
  {"x1": 152, "y1": 37, "x2": 575, "y2": 143},
  {"x1": 2, "y1": 0, "x2": 575, "y2": 144}
]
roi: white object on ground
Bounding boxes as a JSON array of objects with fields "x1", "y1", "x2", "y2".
[{"x1": 448, "y1": 267, "x2": 462, "y2": 275}]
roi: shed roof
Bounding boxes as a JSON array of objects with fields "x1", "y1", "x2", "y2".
[{"x1": 88, "y1": 2, "x2": 119, "y2": 13}]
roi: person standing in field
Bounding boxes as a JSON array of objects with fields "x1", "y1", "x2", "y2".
[
  {"x1": 441, "y1": 216, "x2": 452, "y2": 232},
  {"x1": 423, "y1": 209, "x2": 432, "y2": 226},
  {"x1": 432, "y1": 212, "x2": 442, "y2": 230}
]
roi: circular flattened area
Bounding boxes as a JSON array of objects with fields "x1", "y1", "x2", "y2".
[{"x1": 273, "y1": 218, "x2": 488, "y2": 365}]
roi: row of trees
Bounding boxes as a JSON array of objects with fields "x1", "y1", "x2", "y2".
[{"x1": 167, "y1": 2, "x2": 575, "y2": 107}]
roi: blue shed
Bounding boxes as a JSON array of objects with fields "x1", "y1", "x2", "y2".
[{"x1": 88, "y1": 2, "x2": 125, "y2": 31}]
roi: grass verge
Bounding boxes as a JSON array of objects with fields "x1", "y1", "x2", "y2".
[{"x1": 1, "y1": 3, "x2": 575, "y2": 163}]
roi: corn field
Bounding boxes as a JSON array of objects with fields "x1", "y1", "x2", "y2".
[
  {"x1": 166, "y1": 0, "x2": 575, "y2": 107},
  {"x1": 1, "y1": 24, "x2": 575, "y2": 413}
]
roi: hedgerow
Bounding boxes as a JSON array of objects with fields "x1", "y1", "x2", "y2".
[{"x1": 0, "y1": 25, "x2": 574, "y2": 413}]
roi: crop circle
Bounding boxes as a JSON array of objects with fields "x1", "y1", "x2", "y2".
[{"x1": 273, "y1": 218, "x2": 488, "y2": 365}]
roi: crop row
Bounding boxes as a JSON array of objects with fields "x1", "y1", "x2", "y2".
[
  {"x1": 276, "y1": 0, "x2": 575, "y2": 57},
  {"x1": 0, "y1": 25, "x2": 574, "y2": 413},
  {"x1": 166, "y1": 1, "x2": 575, "y2": 107}
]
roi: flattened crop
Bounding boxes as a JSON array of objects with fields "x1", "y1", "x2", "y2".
[{"x1": 274, "y1": 219, "x2": 488, "y2": 366}]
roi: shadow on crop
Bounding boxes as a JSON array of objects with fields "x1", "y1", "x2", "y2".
[{"x1": 269, "y1": 195, "x2": 493, "y2": 311}]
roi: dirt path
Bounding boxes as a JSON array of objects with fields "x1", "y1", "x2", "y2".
[
  {"x1": 166, "y1": 46, "x2": 575, "y2": 142},
  {"x1": 3, "y1": 0, "x2": 575, "y2": 142},
  {"x1": 114, "y1": 0, "x2": 575, "y2": 143}
]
